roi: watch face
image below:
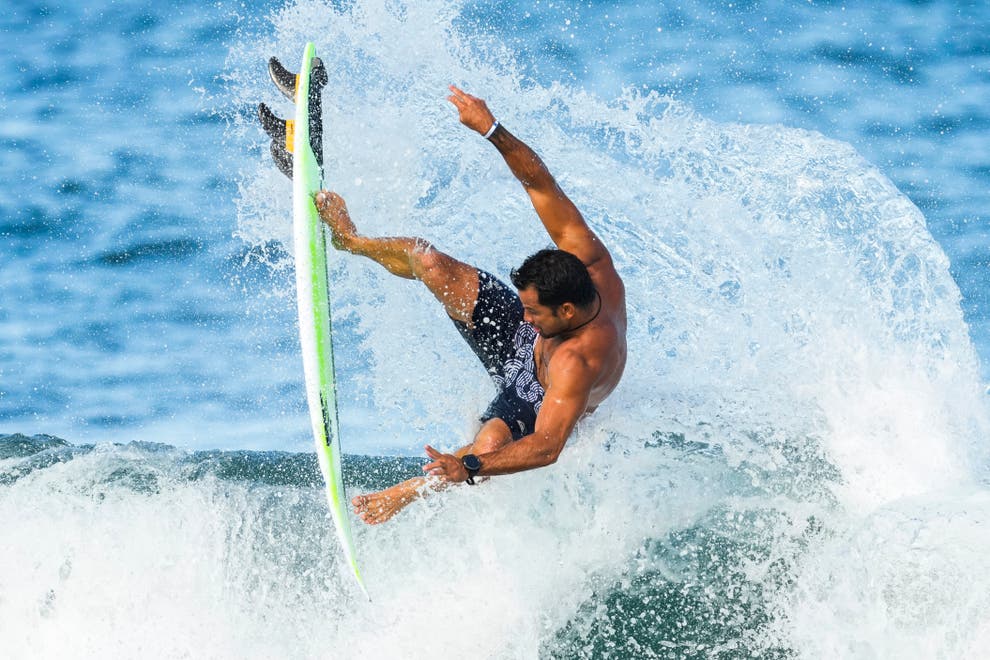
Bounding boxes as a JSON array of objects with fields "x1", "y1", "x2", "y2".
[{"x1": 462, "y1": 454, "x2": 481, "y2": 472}]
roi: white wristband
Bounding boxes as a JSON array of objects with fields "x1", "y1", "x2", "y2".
[{"x1": 482, "y1": 119, "x2": 499, "y2": 140}]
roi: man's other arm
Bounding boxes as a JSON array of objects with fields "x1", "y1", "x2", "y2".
[
  {"x1": 425, "y1": 350, "x2": 595, "y2": 480},
  {"x1": 446, "y1": 85, "x2": 610, "y2": 270}
]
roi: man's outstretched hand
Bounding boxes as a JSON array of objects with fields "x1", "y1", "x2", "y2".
[
  {"x1": 446, "y1": 85, "x2": 497, "y2": 136},
  {"x1": 423, "y1": 445, "x2": 469, "y2": 483}
]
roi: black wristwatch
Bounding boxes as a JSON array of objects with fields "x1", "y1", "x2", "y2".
[{"x1": 462, "y1": 454, "x2": 482, "y2": 485}]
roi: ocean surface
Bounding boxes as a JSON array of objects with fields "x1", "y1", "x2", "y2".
[{"x1": 2, "y1": 0, "x2": 990, "y2": 657}]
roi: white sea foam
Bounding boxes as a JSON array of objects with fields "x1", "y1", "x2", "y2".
[{"x1": 231, "y1": 0, "x2": 990, "y2": 655}]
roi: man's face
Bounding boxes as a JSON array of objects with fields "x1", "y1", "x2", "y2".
[{"x1": 518, "y1": 286, "x2": 571, "y2": 338}]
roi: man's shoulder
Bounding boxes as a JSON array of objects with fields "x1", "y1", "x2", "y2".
[
  {"x1": 551, "y1": 330, "x2": 612, "y2": 376},
  {"x1": 587, "y1": 252, "x2": 624, "y2": 291},
  {"x1": 588, "y1": 261, "x2": 626, "y2": 323},
  {"x1": 548, "y1": 342, "x2": 594, "y2": 374}
]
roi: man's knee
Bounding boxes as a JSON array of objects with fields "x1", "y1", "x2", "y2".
[
  {"x1": 412, "y1": 246, "x2": 479, "y2": 321},
  {"x1": 410, "y1": 241, "x2": 447, "y2": 283},
  {"x1": 472, "y1": 419, "x2": 513, "y2": 454}
]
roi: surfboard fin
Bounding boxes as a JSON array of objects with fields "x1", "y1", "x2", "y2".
[
  {"x1": 257, "y1": 102, "x2": 294, "y2": 178},
  {"x1": 268, "y1": 57, "x2": 297, "y2": 101},
  {"x1": 269, "y1": 137, "x2": 294, "y2": 178},
  {"x1": 258, "y1": 102, "x2": 287, "y2": 143},
  {"x1": 259, "y1": 56, "x2": 327, "y2": 178}
]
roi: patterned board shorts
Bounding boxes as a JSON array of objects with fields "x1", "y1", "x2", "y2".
[{"x1": 451, "y1": 270, "x2": 546, "y2": 440}]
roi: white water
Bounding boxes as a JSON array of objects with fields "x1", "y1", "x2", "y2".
[
  {"x1": 233, "y1": 1, "x2": 990, "y2": 655},
  {"x1": 226, "y1": 2, "x2": 989, "y2": 652}
]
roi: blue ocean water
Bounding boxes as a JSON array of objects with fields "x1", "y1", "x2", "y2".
[{"x1": 2, "y1": 0, "x2": 990, "y2": 657}]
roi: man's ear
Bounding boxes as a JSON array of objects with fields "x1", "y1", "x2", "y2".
[{"x1": 559, "y1": 302, "x2": 576, "y2": 319}]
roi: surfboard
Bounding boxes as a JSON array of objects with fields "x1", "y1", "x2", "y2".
[{"x1": 258, "y1": 43, "x2": 367, "y2": 598}]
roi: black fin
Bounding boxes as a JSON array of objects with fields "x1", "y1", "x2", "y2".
[
  {"x1": 268, "y1": 57, "x2": 297, "y2": 101},
  {"x1": 258, "y1": 102, "x2": 288, "y2": 143},
  {"x1": 269, "y1": 140, "x2": 293, "y2": 178},
  {"x1": 258, "y1": 103, "x2": 292, "y2": 179}
]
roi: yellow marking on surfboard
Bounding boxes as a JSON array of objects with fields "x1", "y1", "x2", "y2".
[
  {"x1": 286, "y1": 119, "x2": 295, "y2": 153},
  {"x1": 295, "y1": 74, "x2": 301, "y2": 103}
]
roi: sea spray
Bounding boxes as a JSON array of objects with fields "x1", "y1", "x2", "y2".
[{"x1": 226, "y1": 0, "x2": 990, "y2": 656}]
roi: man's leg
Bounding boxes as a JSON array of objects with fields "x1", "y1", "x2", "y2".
[
  {"x1": 316, "y1": 191, "x2": 479, "y2": 325},
  {"x1": 352, "y1": 418, "x2": 514, "y2": 525},
  {"x1": 315, "y1": 191, "x2": 514, "y2": 523}
]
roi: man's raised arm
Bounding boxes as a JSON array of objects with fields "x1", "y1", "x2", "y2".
[{"x1": 447, "y1": 85, "x2": 609, "y2": 270}]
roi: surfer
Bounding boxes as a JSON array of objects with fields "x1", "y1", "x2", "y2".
[{"x1": 315, "y1": 85, "x2": 627, "y2": 524}]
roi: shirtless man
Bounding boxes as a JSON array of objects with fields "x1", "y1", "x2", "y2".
[{"x1": 315, "y1": 85, "x2": 626, "y2": 524}]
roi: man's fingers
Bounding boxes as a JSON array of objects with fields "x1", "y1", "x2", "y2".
[
  {"x1": 424, "y1": 455, "x2": 447, "y2": 475},
  {"x1": 447, "y1": 84, "x2": 481, "y2": 108},
  {"x1": 447, "y1": 95, "x2": 470, "y2": 114}
]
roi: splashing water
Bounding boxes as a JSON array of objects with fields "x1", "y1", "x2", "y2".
[{"x1": 4, "y1": 0, "x2": 989, "y2": 657}]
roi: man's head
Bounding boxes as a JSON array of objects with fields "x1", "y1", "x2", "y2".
[{"x1": 511, "y1": 249, "x2": 597, "y2": 338}]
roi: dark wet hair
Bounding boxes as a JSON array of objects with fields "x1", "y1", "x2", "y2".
[{"x1": 510, "y1": 248, "x2": 596, "y2": 309}]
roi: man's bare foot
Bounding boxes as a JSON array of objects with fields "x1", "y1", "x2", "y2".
[
  {"x1": 352, "y1": 478, "x2": 425, "y2": 525},
  {"x1": 315, "y1": 190, "x2": 360, "y2": 251}
]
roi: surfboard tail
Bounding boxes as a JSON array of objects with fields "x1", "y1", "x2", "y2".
[{"x1": 259, "y1": 56, "x2": 327, "y2": 177}]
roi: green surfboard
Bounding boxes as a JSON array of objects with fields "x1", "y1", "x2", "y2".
[{"x1": 258, "y1": 43, "x2": 366, "y2": 597}]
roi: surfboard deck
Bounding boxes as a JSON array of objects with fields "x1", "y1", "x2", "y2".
[{"x1": 257, "y1": 43, "x2": 367, "y2": 598}]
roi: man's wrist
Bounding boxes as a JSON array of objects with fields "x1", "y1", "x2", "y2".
[{"x1": 482, "y1": 119, "x2": 499, "y2": 140}]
